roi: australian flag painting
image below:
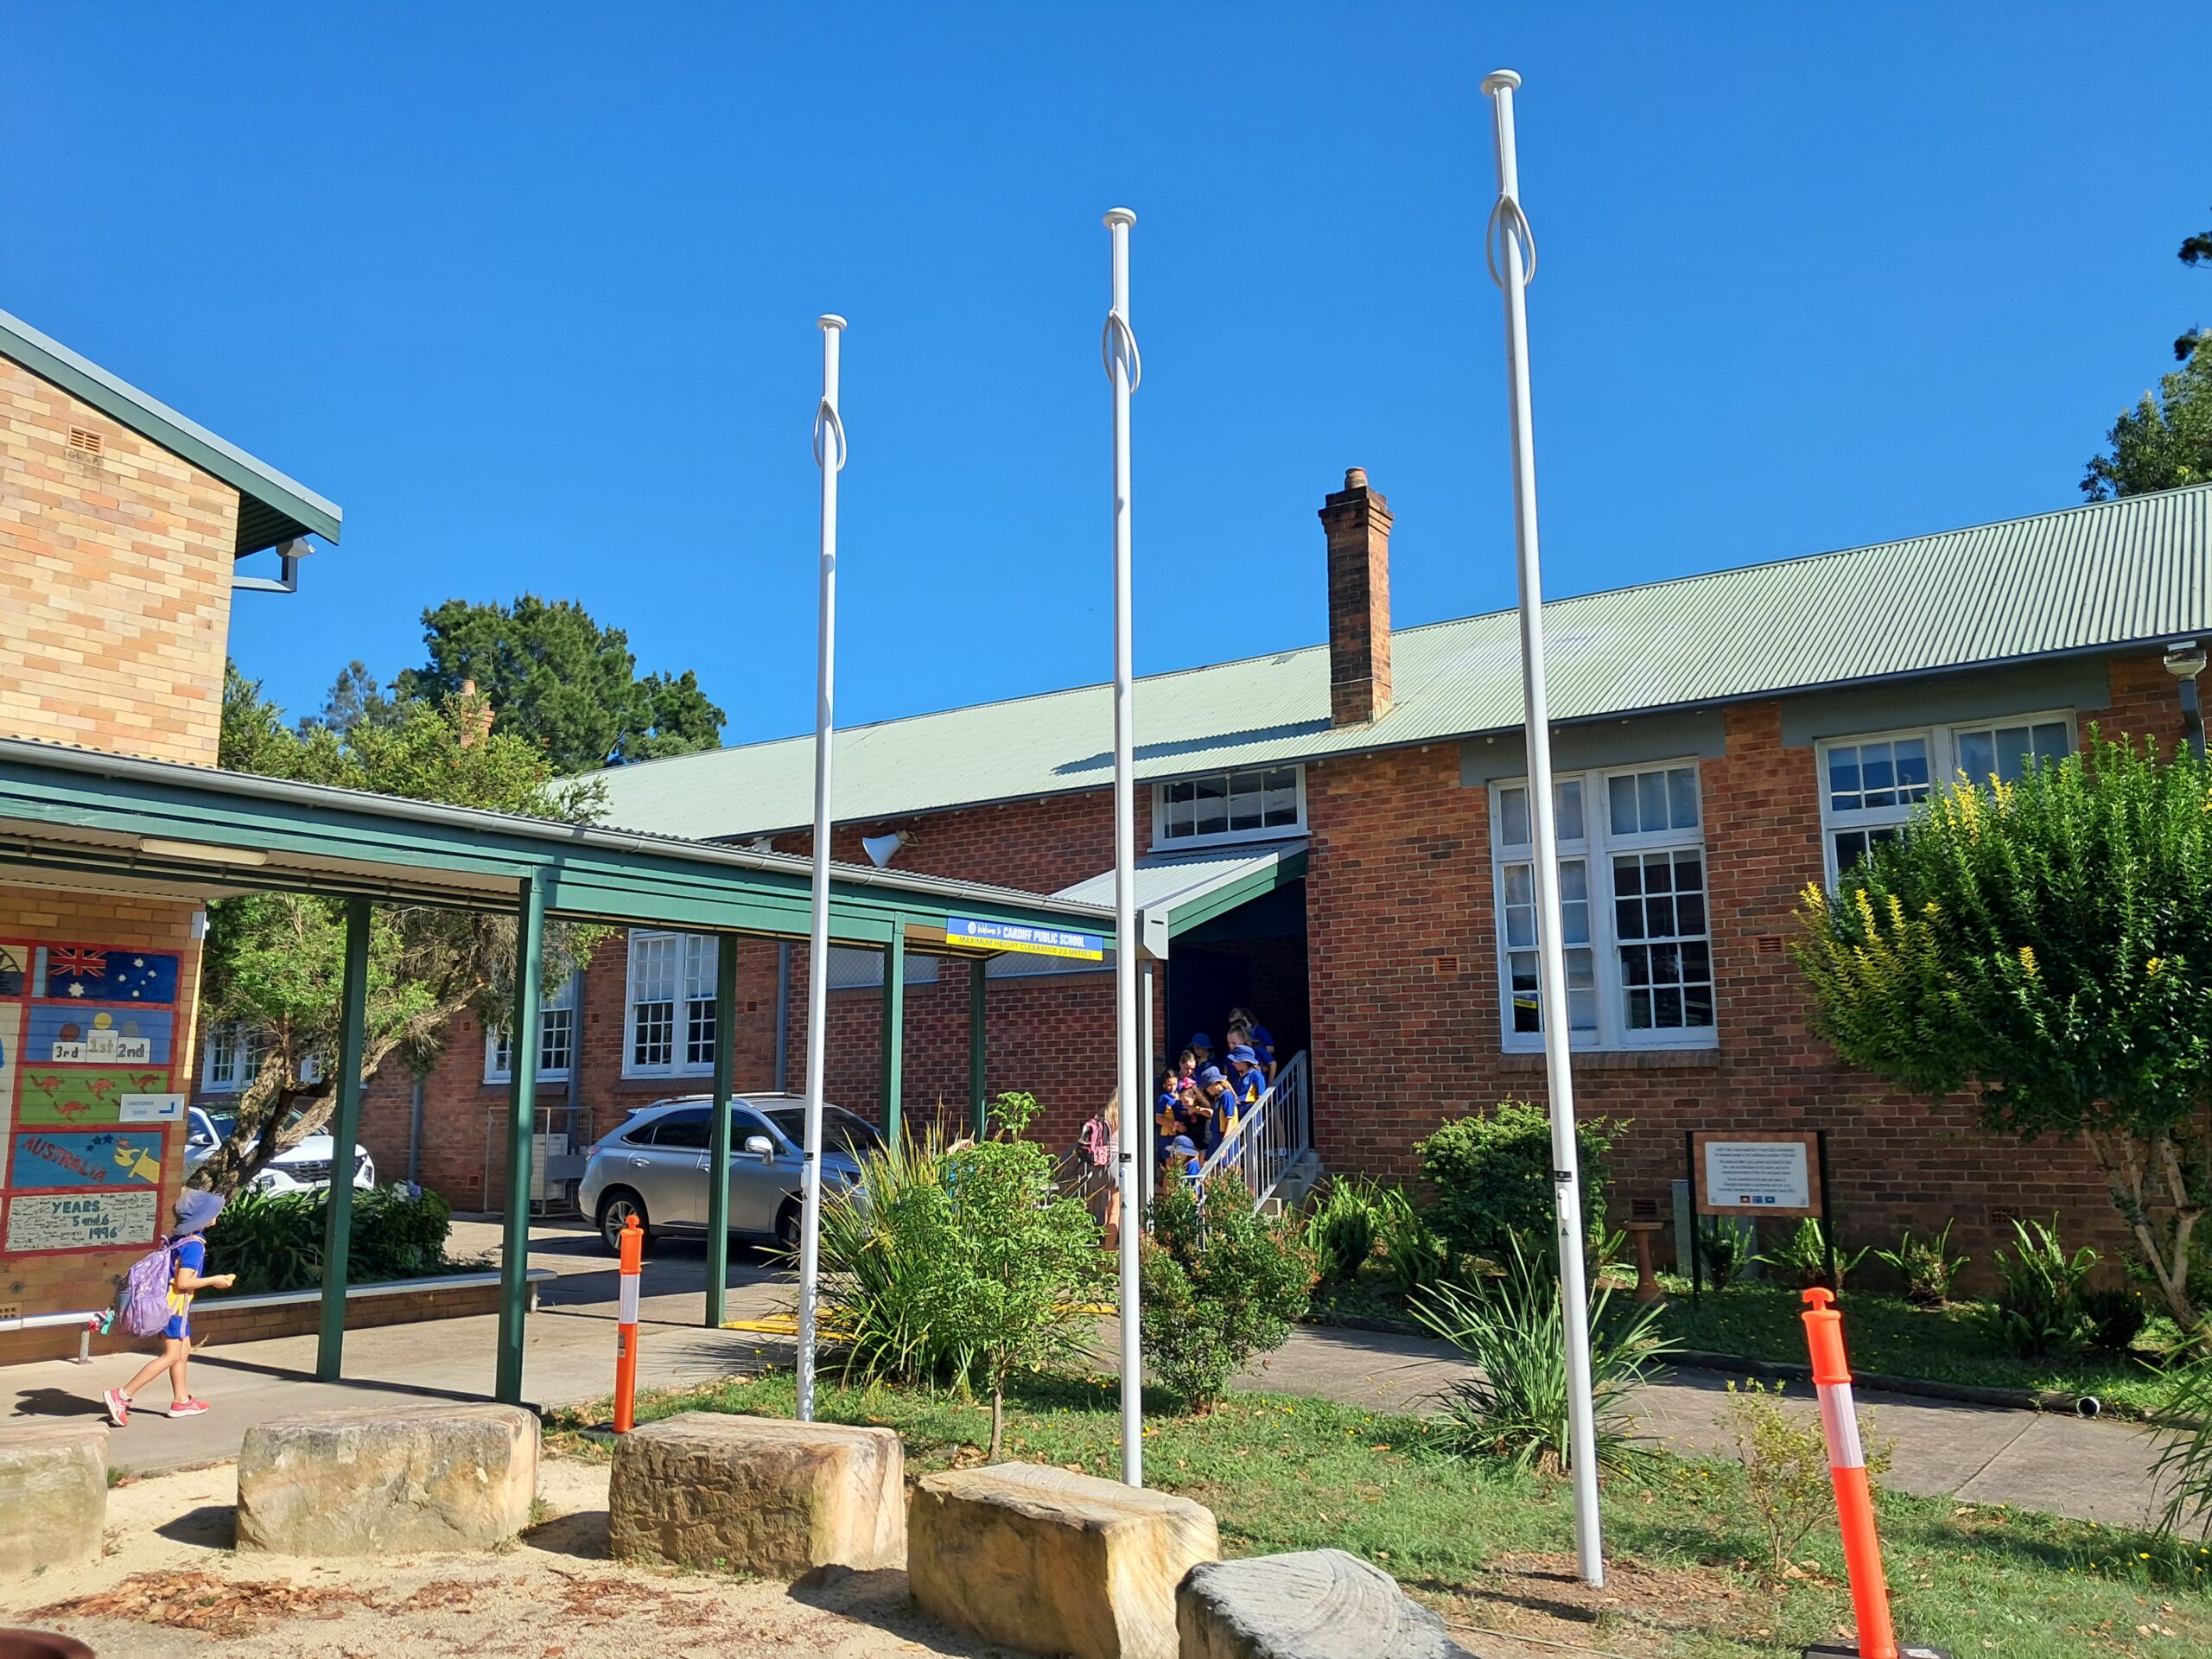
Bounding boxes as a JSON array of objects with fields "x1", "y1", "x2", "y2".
[{"x1": 43, "y1": 947, "x2": 180, "y2": 1005}]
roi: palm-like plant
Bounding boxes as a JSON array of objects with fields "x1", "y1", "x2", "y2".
[{"x1": 1413, "y1": 1230, "x2": 1675, "y2": 1475}]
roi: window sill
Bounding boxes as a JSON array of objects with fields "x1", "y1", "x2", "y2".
[
  {"x1": 1500, "y1": 1047, "x2": 1721, "y2": 1072},
  {"x1": 615, "y1": 1074, "x2": 715, "y2": 1092}
]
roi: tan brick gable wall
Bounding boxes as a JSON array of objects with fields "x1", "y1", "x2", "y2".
[{"x1": 0, "y1": 353, "x2": 238, "y2": 766}]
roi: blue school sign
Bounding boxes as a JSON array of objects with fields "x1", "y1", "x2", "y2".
[{"x1": 945, "y1": 915, "x2": 1105, "y2": 962}]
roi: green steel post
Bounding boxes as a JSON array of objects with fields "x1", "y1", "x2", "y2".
[
  {"x1": 315, "y1": 897, "x2": 372, "y2": 1382},
  {"x1": 706, "y1": 933, "x2": 737, "y2": 1329},
  {"x1": 495, "y1": 878, "x2": 545, "y2": 1407},
  {"x1": 968, "y1": 958, "x2": 988, "y2": 1138},
  {"x1": 880, "y1": 929, "x2": 906, "y2": 1145}
]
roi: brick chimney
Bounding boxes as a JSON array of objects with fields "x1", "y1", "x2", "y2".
[{"x1": 1319, "y1": 467, "x2": 1393, "y2": 726}]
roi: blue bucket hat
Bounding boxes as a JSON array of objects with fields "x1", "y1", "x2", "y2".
[
  {"x1": 1188, "y1": 1033, "x2": 1213, "y2": 1051},
  {"x1": 1195, "y1": 1065, "x2": 1226, "y2": 1089},
  {"x1": 173, "y1": 1188, "x2": 226, "y2": 1237},
  {"x1": 1227, "y1": 1046, "x2": 1259, "y2": 1065}
]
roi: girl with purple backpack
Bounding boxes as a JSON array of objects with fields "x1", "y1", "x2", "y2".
[{"x1": 105, "y1": 1188, "x2": 232, "y2": 1427}]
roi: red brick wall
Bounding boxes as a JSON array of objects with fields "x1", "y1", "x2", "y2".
[{"x1": 1305, "y1": 652, "x2": 2190, "y2": 1278}]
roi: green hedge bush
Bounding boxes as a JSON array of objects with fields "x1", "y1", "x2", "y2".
[
  {"x1": 201, "y1": 1183, "x2": 456, "y2": 1297},
  {"x1": 1414, "y1": 1100, "x2": 1615, "y2": 1264}
]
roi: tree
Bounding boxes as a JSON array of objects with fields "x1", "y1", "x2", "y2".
[
  {"x1": 2082, "y1": 346, "x2": 2212, "y2": 499},
  {"x1": 297, "y1": 660, "x2": 394, "y2": 738},
  {"x1": 393, "y1": 595, "x2": 726, "y2": 772},
  {"x1": 194, "y1": 665, "x2": 607, "y2": 1196},
  {"x1": 1141, "y1": 1173, "x2": 1316, "y2": 1414},
  {"x1": 2083, "y1": 208, "x2": 2212, "y2": 498},
  {"x1": 1793, "y1": 734, "x2": 2212, "y2": 1326}
]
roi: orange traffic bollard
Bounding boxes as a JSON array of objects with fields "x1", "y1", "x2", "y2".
[
  {"x1": 613, "y1": 1213, "x2": 643, "y2": 1433},
  {"x1": 1799, "y1": 1287, "x2": 1949, "y2": 1659}
]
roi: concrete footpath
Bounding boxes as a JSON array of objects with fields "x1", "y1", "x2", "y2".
[{"x1": 1, "y1": 1219, "x2": 2175, "y2": 1529}]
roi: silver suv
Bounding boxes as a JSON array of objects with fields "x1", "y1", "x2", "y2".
[{"x1": 576, "y1": 1094, "x2": 879, "y2": 1255}]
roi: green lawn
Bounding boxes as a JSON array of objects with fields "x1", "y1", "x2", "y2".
[
  {"x1": 1311, "y1": 1274, "x2": 2183, "y2": 1420},
  {"x1": 549, "y1": 1370, "x2": 2212, "y2": 1658},
  {"x1": 1644, "y1": 1282, "x2": 2180, "y2": 1420}
]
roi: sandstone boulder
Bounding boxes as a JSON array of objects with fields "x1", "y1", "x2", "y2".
[
  {"x1": 0, "y1": 1422, "x2": 106, "y2": 1580},
  {"x1": 908, "y1": 1463, "x2": 1218, "y2": 1659},
  {"x1": 236, "y1": 1402, "x2": 537, "y2": 1556},
  {"x1": 608, "y1": 1411, "x2": 904, "y2": 1574},
  {"x1": 1177, "y1": 1548, "x2": 1472, "y2": 1659}
]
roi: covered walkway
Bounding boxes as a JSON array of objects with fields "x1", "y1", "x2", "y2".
[{"x1": 0, "y1": 736, "x2": 1116, "y2": 1404}]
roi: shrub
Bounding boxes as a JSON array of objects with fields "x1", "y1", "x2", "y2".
[
  {"x1": 2152, "y1": 1357, "x2": 2212, "y2": 1535},
  {"x1": 1415, "y1": 1101, "x2": 1615, "y2": 1264},
  {"x1": 1694, "y1": 1217, "x2": 1756, "y2": 1290},
  {"x1": 2082, "y1": 1285, "x2": 2150, "y2": 1354},
  {"x1": 1756, "y1": 1217, "x2": 1871, "y2": 1291},
  {"x1": 201, "y1": 1183, "x2": 455, "y2": 1297},
  {"x1": 817, "y1": 1093, "x2": 1105, "y2": 1457},
  {"x1": 1874, "y1": 1221, "x2": 1969, "y2": 1307},
  {"x1": 1142, "y1": 1173, "x2": 1317, "y2": 1414},
  {"x1": 1413, "y1": 1230, "x2": 1675, "y2": 1474},
  {"x1": 1980, "y1": 1217, "x2": 2095, "y2": 1357},
  {"x1": 1300, "y1": 1176, "x2": 1385, "y2": 1283},
  {"x1": 1374, "y1": 1196, "x2": 1448, "y2": 1301},
  {"x1": 1725, "y1": 1379, "x2": 1893, "y2": 1580}
]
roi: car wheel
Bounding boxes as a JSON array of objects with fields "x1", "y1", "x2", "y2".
[
  {"x1": 774, "y1": 1198, "x2": 802, "y2": 1256},
  {"x1": 598, "y1": 1189, "x2": 651, "y2": 1255}
]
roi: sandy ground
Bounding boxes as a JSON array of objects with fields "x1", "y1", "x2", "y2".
[
  {"x1": 0, "y1": 1452, "x2": 1649, "y2": 1659},
  {"x1": 0, "y1": 1456, "x2": 1024, "y2": 1659}
]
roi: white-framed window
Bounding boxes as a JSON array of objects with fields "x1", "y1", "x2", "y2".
[
  {"x1": 1817, "y1": 713, "x2": 2074, "y2": 884},
  {"x1": 198, "y1": 1023, "x2": 319, "y2": 1091},
  {"x1": 200, "y1": 1022, "x2": 268, "y2": 1093},
  {"x1": 485, "y1": 973, "x2": 580, "y2": 1084},
  {"x1": 624, "y1": 931, "x2": 719, "y2": 1077},
  {"x1": 1491, "y1": 761, "x2": 1715, "y2": 1051},
  {"x1": 1153, "y1": 765, "x2": 1305, "y2": 848}
]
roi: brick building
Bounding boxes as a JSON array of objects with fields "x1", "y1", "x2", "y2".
[
  {"x1": 0, "y1": 306, "x2": 341, "y2": 1356},
  {"x1": 353, "y1": 467, "x2": 2212, "y2": 1275}
]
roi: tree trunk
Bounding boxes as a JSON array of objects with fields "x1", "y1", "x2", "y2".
[
  {"x1": 2083, "y1": 1124, "x2": 2202, "y2": 1328},
  {"x1": 988, "y1": 1382, "x2": 1006, "y2": 1463}
]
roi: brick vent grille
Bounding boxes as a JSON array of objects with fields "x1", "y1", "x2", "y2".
[{"x1": 67, "y1": 426, "x2": 103, "y2": 456}]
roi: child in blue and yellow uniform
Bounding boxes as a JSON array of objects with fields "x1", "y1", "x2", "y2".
[{"x1": 105, "y1": 1189, "x2": 232, "y2": 1427}]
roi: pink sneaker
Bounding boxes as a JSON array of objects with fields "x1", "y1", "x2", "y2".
[
  {"x1": 166, "y1": 1399, "x2": 210, "y2": 1419},
  {"x1": 103, "y1": 1389, "x2": 130, "y2": 1427}
]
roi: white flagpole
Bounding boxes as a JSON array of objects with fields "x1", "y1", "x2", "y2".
[
  {"x1": 798, "y1": 312, "x2": 848, "y2": 1423},
  {"x1": 1102, "y1": 207, "x2": 1145, "y2": 1487},
  {"x1": 1480, "y1": 69, "x2": 1605, "y2": 1586}
]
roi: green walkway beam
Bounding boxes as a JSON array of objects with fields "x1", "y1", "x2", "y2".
[
  {"x1": 315, "y1": 896, "x2": 372, "y2": 1382},
  {"x1": 705, "y1": 932, "x2": 737, "y2": 1329},
  {"x1": 968, "y1": 960, "x2": 988, "y2": 1138},
  {"x1": 881, "y1": 929, "x2": 906, "y2": 1145}
]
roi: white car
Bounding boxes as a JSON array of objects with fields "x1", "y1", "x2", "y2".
[{"x1": 184, "y1": 1106, "x2": 376, "y2": 1196}]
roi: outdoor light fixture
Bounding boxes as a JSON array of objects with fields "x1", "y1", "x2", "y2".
[
  {"x1": 137, "y1": 837, "x2": 270, "y2": 867},
  {"x1": 2166, "y1": 640, "x2": 2207, "y2": 760},
  {"x1": 861, "y1": 830, "x2": 910, "y2": 868},
  {"x1": 232, "y1": 537, "x2": 313, "y2": 594}
]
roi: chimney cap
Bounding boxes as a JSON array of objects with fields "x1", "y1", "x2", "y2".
[{"x1": 1344, "y1": 467, "x2": 1368, "y2": 490}]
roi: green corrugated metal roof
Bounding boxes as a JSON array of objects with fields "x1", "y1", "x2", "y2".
[
  {"x1": 596, "y1": 484, "x2": 2212, "y2": 840},
  {"x1": 1056, "y1": 840, "x2": 1307, "y2": 940},
  {"x1": 0, "y1": 306, "x2": 342, "y2": 555}
]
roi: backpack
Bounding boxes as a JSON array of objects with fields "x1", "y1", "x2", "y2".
[
  {"x1": 118, "y1": 1236, "x2": 177, "y2": 1338},
  {"x1": 1078, "y1": 1116, "x2": 1113, "y2": 1168}
]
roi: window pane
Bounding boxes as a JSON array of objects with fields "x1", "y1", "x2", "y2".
[
  {"x1": 1895, "y1": 738, "x2": 1931, "y2": 799},
  {"x1": 1504, "y1": 902, "x2": 1535, "y2": 950},
  {"x1": 1503, "y1": 862, "x2": 1534, "y2": 907},
  {"x1": 1626, "y1": 989, "x2": 1653, "y2": 1029},
  {"x1": 1673, "y1": 850, "x2": 1703, "y2": 892},
  {"x1": 1621, "y1": 944, "x2": 1650, "y2": 986},
  {"x1": 1828, "y1": 747, "x2": 1862, "y2": 812},
  {"x1": 1559, "y1": 858, "x2": 1591, "y2": 946},
  {"x1": 1498, "y1": 787, "x2": 1530, "y2": 848},
  {"x1": 1675, "y1": 890, "x2": 1707, "y2": 936},
  {"x1": 686, "y1": 999, "x2": 717, "y2": 1069},
  {"x1": 2031, "y1": 722, "x2": 2069, "y2": 764},
  {"x1": 632, "y1": 1001, "x2": 674, "y2": 1069},
  {"x1": 1565, "y1": 946, "x2": 1598, "y2": 1031},
  {"x1": 1193, "y1": 775, "x2": 1229, "y2": 836},
  {"x1": 1993, "y1": 725, "x2": 2032, "y2": 782},
  {"x1": 1509, "y1": 953, "x2": 1541, "y2": 1033},
  {"x1": 1608, "y1": 774, "x2": 1637, "y2": 836},
  {"x1": 1957, "y1": 730, "x2": 1995, "y2": 785},
  {"x1": 1169, "y1": 785, "x2": 1197, "y2": 838},
  {"x1": 1556, "y1": 780, "x2": 1586, "y2": 842},
  {"x1": 541, "y1": 1007, "x2": 574, "y2": 1076},
  {"x1": 1637, "y1": 771, "x2": 1668, "y2": 832},
  {"x1": 1655, "y1": 987, "x2": 1683, "y2": 1027},
  {"x1": 1834, "y1": 830, "x2": 1868, "y2": 872},
  {"x1": 1668, "y1": 767, "x2": 1700, "y2": 829},
  {"x1": 1229, "y1": 771, "x2": 1264, "y2": 831},
  {"x1": 1262, "y1": 768, "x2": 1300, "y2": 826},
  {"x1": 655, "y1": 1110, "x2": 710, "y2": 1150},
  {"x1": 1862, "y1": 747, "x2": 1896, "y2": 808}
]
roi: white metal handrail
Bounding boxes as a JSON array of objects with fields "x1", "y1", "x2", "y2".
[{"x1": 1196, "y1": 1050, "x2": 1310, "y2": 1208}]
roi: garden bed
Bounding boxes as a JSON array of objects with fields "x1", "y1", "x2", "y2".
[{"x1": 547, "y1": 1370, "x2": 2212, "y2": 1659}]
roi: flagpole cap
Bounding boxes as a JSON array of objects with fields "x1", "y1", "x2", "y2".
[
  {"x1": 1103, "y1": 207, "x2": 1138, "y2": 229},
  {"x1": 1482, "y1": 69, "x2": 1522, "y2": 95},
  {"x1": 817, "y1": 314, "x2": 848, "y2": 332}
]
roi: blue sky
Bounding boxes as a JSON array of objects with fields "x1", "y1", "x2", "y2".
[{"x1": 6, "y1": 5, "x2": 2207, "y2": 748}]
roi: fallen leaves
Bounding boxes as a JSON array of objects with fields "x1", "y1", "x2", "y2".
[{"x1": 36, "y1": 1571, "x2": 375, "y2": 1638}]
